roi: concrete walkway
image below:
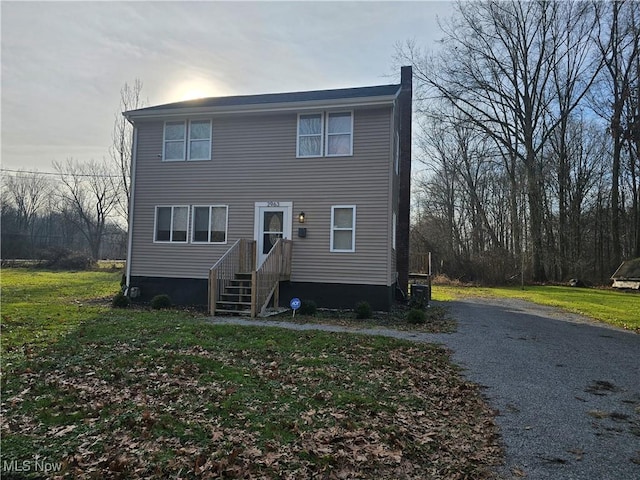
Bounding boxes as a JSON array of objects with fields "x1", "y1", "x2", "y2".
[{"x1": 208, "y1": 299, "x2": 640, "y2": 479}]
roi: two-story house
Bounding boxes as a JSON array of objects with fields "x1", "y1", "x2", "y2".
[{"x1": 123, "y1": 66, "x2": 412, "y2": 315}]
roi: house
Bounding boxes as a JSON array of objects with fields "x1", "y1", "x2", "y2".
[
  {"x1": 611, "y1": 258, "x2": 640, "y2": 290},
  {"x1": 123, "y1": 66, "x2": 412, "y2": 315}
]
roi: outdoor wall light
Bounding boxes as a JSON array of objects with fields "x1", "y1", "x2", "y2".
[{"x1": 298, "y1": 212, "x2": 306, "y2": 223}]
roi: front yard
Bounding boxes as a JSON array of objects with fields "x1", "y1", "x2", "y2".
[{"x1": 1, "y1": 269, "x2": 502, "y2": 478}]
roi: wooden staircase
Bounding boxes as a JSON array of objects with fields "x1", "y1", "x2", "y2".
[
  {"x1": 214, "y1": 272, "x2": 253, "y2": 315},
  {"x1": 209, "y1": 238, "x2": 292, "y2": 317}
]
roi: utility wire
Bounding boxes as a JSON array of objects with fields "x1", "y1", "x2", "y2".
[{"x1": 1, "y1": 168, "x2": 121, "y2": 178}]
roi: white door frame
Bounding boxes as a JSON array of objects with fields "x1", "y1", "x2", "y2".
[{"x1": 254, "y1": 201, "x2": 292, "y2": 268}]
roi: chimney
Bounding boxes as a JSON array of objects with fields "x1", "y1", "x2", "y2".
[{"x1": 396, "y1": 66, "x2": 412, "y2": 297}]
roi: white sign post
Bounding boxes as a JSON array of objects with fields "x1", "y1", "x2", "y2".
[{"x1": 290, "y1": 297, "x2": 301, "y2": 318}]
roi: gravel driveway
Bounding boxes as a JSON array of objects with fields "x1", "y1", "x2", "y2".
[
  {"x1": 209, "y1": 297, "x2": 640, "y2": 479},
  {"x1": 435, "y1": 297, "x2": 640, "y2": 480}
]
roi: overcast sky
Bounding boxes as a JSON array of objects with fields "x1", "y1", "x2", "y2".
[{"x1": 1, "y1": 1, "x2": 454, "y2": 172}]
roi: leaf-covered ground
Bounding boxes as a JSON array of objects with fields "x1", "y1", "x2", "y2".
[
  {"x1": 276, "y1": 304, "x2": 457, "y2": 333},
  {"x1": 2, "y1": 314, "x2": 502, "y2": 479}
]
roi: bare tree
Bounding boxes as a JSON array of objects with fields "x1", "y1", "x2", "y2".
[
  {"x1": 2, "y1": 170, "x2": 50, "y2": 232},
  {"x1": 398, "y1": 0, "x2": 602, "y2": 281},
  {"x1": 594, "y1": 0, "x2": 640, "y2": 265},
  {"x1": 110, "y1": 79, "x2": 145, "y2": 223},
  {"x1": 53, "y1": 158, "x2": 121, "y2": 260},
  {"x1": 548, "y1": 0, "x2": 603, "y2": 278},
  {"x1": 3, "y1": 171, "x2": 51, "y2": 257}
]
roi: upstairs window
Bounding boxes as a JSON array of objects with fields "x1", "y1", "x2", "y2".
[
  {"x1": 164, "y1": 122, "x2": 186, "y2": 161},
  {"x1": 155, "y1": 206, "x2": 188, "y2": 242},
  {"x1": 326, "y1": 112, "x2": 353, "y2": 156},
  {"x1": 163, "y1": 120, "x2": 211, "y2": 161},
  {"x1": 297, "y1": 112, "x2": 352, "y2": 158},
  {"x1": 297, "y1": 114, "x2": 323, "y2": 157},
  {"x1": 188, "y1": 120, "x2": 212, "y2": 160},
  {"x1": 192, "y1": 205, "x2": 228, "y2": 243},
  {"x1": 330, "y1": 205, "x2": 356, "y2": 252}
]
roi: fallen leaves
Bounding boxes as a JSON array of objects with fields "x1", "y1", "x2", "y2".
[
  {"x1": 512, "y1": 466, "x2": 527, "y2": 477},
  {"x1": 1, "y1": 326, "x2": 503, "y2": 479}
]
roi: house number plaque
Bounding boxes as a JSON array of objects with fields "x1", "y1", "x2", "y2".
[{"x1": 267, "y1": 201, "x2": 280, "y2": 207}]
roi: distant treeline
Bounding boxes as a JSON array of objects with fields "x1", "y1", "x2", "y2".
[
  {"x1": 400, "y1": 0, "x2": 640, "y2": 285},
  {"x1": 1, "y1": 161, "x2": 127, "y2": 262}
]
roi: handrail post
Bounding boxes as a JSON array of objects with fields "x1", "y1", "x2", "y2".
[
  {"x1": 251, "y1": 271, "x2": 257, "y2": 318},
  {"x1": 251, "y1": 241, "x2": 256, "y2": 270},
  {"x1": 239, "y1": 238, "x2": 250, "y2": 273},
  {"x1": 209, "y1": 267, "x2": 217, "y2": 315},
  {"x1": 273, "y1": 281, "x2": 280, "y2": 309}
]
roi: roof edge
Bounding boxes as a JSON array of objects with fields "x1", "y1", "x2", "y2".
[
  {"x1": 125, "y1": 94, "x2": 398, "y2": 120},
  {"x1": 124, "y1": 84, "x2": 401, "y2": 120}
]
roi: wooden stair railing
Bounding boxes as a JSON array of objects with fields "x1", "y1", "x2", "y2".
[
  {"x1": 252, "y1": 238, "x2": 293, "y2": 317},
  {"x1": 208, "y1": 239, "x2": 255, "y2": 315},
  {"x1": 209, "y1": 238, "x2": 292, "y2": 317}
]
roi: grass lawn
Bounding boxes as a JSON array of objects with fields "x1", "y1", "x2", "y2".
[
  {"x1": 1, "y1": 268, "x2": 501, "y2": 479},
  {"x1": 432, "y1": 283, "x2": 640, "y2": 332},
  {"x1": 1, "y1": 268, "x2": 123, "y2": 368}
]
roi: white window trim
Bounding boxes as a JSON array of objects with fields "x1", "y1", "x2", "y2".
[
  {"x1": 163, "y1": 120, "x2": 212, "y2": 161},
  {"x1": 187, "y1": 119, "x2": 212, "y2": 161},
  {"x1": 330, "y1": 205, "x2": 356, "y2": 253},
  {"x1": 191, "y1": 205, "x2": 228, "y2": 244},
  {"x1": 325, "y1": 111, "x2": 354, "y2": 157},
  {"x1": 153, "y1": 205, "x2": 190, "y2": 243},
  {"x1": 163, "y1": 121, "x2": 187, "y2": 162},
  {"x1": 296, "y1": 113, "x2": 324, "y2": 158}
]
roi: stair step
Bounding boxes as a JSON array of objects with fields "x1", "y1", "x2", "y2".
[
  {"x1": 217, "y1": 301, "x2": 252, "y2": 307},
  {"x1": 220, "y1": 293, "x2": 251, "y2": 299},
  {"x1": 234, "y1": 272, "x2": 253, "y2": 280},
  {"x1": 214, "y1": 308, "x2": 252, "y2": 316}
]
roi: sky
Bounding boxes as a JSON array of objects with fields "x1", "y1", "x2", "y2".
[{"x1": 1, "y1": 1, "x2": 454, "y2": 173}]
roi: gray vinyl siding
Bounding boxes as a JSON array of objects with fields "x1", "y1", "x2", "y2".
[{"x1": 130, "y1": 106, "x2": 395, "y2": 286}]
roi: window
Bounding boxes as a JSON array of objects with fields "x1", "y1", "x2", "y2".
[
  {"x1": 164, "y1": 122, "x2": 186, "y2": 161},
  {"x1": 192, "y1": 206, "x2": 228, "y2": 243},
  {"x1": 155, "y1": 206, "x2": 189, "y2": 242},
  {"x1": 326, "y1": 112, "x2": 353, "y2": 156},
  {"x1": 297, "y1": 111, "x2": 352, "y2": 157},
  {"x1": 163, "y1": 120, "x2": 211, "y2": 161},
  {"x1": 188, "y1": 120, "x2": 212, "y2": 160},
  {"x1": 297, "y1": 114, "x2": 323, "y2": 157},
  {"x1": 331, "y1": 206, "x2": 356, "y2": 252}
]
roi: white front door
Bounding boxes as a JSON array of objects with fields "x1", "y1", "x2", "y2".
[{"x1": 254, "y1": 202, "x2": 292, "y2": 267}]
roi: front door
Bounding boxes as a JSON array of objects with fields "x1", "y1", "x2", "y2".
[{"x1": 254, "y1": 202, "x2": 292, "y2": 267}]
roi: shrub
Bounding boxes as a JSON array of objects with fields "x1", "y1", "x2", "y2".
[
  {"x1": 407, "y1": 308, "x2": 426, "y2": 325},
  {"x1": 355, "y1": 301, "x2": 372, "y2": 319},
  {"x1": 39, "y1": 247, "x2": 95, "y2": 270},
  {"x1": 112, "y1": 291, "x2": 130, "y2": 308},
  {"x1": 55, "y1": 253, "x2": 95, "y2": 271},
  {"x1": 409, "y1": 293, "x2": 427, "y2": 310},
  {"x1": 299, "y1": 300, "x2": 317, "y2": 316},
  {"x1": 150, "y1": 294, "x2": 172, "y2": 310},
  {"x1": 37, "y1": 246, "x2": 71, "y2": 263}
]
